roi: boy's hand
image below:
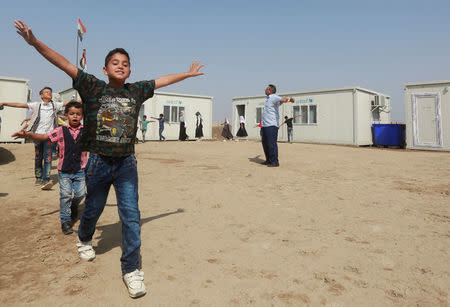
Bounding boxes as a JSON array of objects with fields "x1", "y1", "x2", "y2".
[
  {"x1": 188, "y1": 60, "x2": 205, "y2": 77},
  {"x1": 11, "y1": 129, "x2": 27, "y2": 139},
  {"x1": 14, "y1": 20, "x2": 38, "y2": 46}
]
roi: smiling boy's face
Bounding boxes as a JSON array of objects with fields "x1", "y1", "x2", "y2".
[{"x1": 103, "y1": 52, "x2": 131, "y2": 85}]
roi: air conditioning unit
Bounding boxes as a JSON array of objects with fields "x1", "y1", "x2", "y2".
[{"x1": 374, "y1": 95, "x2": 386, "y2": 107}]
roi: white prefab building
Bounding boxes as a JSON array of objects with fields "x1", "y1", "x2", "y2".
[
  {"x1": 404, "y1": 81, "x2": 450, "y2": 151},
  {"x1": 58, "y1": 87, "x2": 81, "y2": 102},
  {"x1": 232, "y1": 87, "x2": 391, "y2": 146},
  {"x1": 58, "y1": 88, "x2": 213, "y2": 141},
  {"x1": 138, "y1": 92, "x2": 213, "y2": 141},
  {"x1": 0, "y1": 76, "x2": 31, "y2": 143}
]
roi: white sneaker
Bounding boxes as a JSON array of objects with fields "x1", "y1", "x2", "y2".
[
  {"x1": 123, "y1": 270, "x2": 146, "y2": 298},
  {"x1": 76, "y1": 240, "x2": 96, "y2": 261}
]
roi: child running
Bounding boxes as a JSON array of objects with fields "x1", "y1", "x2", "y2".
[
  {"x1": 14, "y1": 20, "x2": 204, "y2": 298},
  {"x1": 12, "y1": 101, "x2": 86, "y2": 235}
]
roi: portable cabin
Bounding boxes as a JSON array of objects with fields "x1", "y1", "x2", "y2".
[
  {"x1": 58, "y1": 88, "x2": 213, "y2": 141},
  {"x1": 0, "y1": 76, "x2": 31, "y2": 143},
  {"x1": 232, "y1": 87, "x2": 391, "y2": 146},
  {"x1": 404, "y1": 81, "x2": 450, "y2": 151}
]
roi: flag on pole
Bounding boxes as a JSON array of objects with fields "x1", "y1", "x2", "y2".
[
  {"x1": 77, "y1": 18, "x2": 87, "y2": 41},
  {"x1": 80, "y1": 49, "x2": 87, "y2": 70}
]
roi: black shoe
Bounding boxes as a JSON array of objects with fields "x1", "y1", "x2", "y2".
[
  {"x1": 260, "y1": 161, "x2": 270, "y2": 165},
  {"x1": 267, "y1": 163, "x2": 279, "y2": 167},
  {"x1": 61, "y1": 221, "x2": 74, "y2": 235}
]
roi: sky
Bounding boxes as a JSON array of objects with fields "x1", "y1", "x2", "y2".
[{"x1": 1, "y1": 0, "x2": 450, "y2": 122}]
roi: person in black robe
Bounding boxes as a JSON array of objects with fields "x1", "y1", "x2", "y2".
[
  {"x1": 236, "y1": 115, "x2": 248, "y2": 138},
  {"x1": 179, "y1": 111, "x2": 188, "y2": 141},
  {"x1": 195, "y1": 111, "x2": 204, "y2": 139},
  {"x1": 221, "y1": 117, "x2": 233, "y2": 140}
]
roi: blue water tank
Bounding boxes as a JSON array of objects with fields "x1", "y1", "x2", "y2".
[{"x1": 372, "y1": 124, "x2": 406, "y2": 147}]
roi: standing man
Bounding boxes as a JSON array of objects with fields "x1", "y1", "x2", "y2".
[
  {"x1": 260, "y1": 84, "x2": 294, "y2": 167},
  {"x1": 0, "y1": 87, "x2": 64, "y2": 189}
]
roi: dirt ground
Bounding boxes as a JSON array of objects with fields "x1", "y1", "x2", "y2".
[{"x1": 0, "y1": 141, "x2": 449, "y2": 306}]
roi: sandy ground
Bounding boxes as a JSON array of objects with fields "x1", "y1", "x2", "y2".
[{"x1": 0, "y1": 140, "x2": 449, "y2": 306}]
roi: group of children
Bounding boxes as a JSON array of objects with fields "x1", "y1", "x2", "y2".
[
  {"x1": 9, "y1": 19, "x2": 204, "y2": 298},
  {"x1": 139, "y1": 113, "x2": 170, "y2": 142}
]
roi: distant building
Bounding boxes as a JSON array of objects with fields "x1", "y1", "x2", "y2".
[
  {"x1": 232, "y1": 87, "x2": 391, "y2": 146},
  {"x1": 58, "y1": 88, "x2": 213, "y2": 141},
  {"x1": 404, "y1": 81, "x2": 450, "y2": 151},
  {"x1": 0, "y1": 76, "x2": 31, "y2": 143}
]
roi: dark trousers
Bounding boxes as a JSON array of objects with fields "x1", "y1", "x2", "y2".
[
  {"x1": 159, "y1": 127, "x2": 165, "y2": 140},
  {"x1": 261, "y1": 126, "x2": 279, "y2": 166}
]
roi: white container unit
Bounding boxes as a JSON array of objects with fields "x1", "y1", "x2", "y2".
[
  {"x1": 139, "y1": 92, "x2": 213, "y2": 141},
  {"x1": 232, "y1": 87, "x2": 390, "y2": 146},
  {"x1": 58, "y1": 88, "x2": 213, "y2": 141},
  {"x1": 58, "y1": 87, "x2": 81, "y2": 102},
  {"x1": 404, "y1": 81, "x2": 450, "y2": 151},
  {"x1": 0, "y1": 76, "x2": 31, "y2": 143}
]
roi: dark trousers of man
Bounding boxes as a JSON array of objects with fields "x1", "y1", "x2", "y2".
[{"x1": 261, "y1": 126, "x2": 279, "y2": 166}]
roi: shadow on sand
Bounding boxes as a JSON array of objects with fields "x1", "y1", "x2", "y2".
[
  {"x1": 90, "y1": 208, "x2": 184, "y2": 255},
  {"x1": 0, "y1": 147, "x2": 15, "y2": 165},
  {"x1": 248, "y1": 154, "x2": 265, "y2": 164}
]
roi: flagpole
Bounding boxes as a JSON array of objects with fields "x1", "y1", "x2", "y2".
[{"x1": 76, "y1": 33, "x2": 79, "y2": 69}]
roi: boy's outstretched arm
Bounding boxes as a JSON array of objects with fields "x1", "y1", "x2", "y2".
[
  {"x1": 0, "y1": 102, "x2": 28, "y2": 108},
  {"x1": 154, "y1": 61, "x2": 204, "y2": 90},
  {"x1": 14, "y1": 20, "x2": 78, "y2": 79},
  {"x1": 12, "y1": 130, "x2": 50, "y2": 142}
]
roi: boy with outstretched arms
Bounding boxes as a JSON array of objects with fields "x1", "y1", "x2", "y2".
[
  {"x1": 13, "y1": 101, "x2": 87, "y2": 235},
  {"x1": 0, "y1": 87, "x2": 73, "y2": 189},
  {"x1": 14, "y1": 20, "x2": 204, "y2": 298},
  {"x1": 150, "y1": 113, "x2": 170, "y2": 141}
]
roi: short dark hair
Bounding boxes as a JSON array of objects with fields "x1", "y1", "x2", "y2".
[
  {"x1": 159, "y1": 114, "x2": 164, "y2": 117},
  {"x1": 104, "y1": 48, "x2": 130, "y2": 67},
  {"x1": 268, "y1": 84, "x2": 276, "y2": 94},
  {"x1": 143, "y1": 115, "x2": 147, "y2": 118},
  {"x1": 64, "y1": 101, "x2": 83, "y2": 114},
  {"x1": 39, "y1": 87, "x2": 52, "y2": 95},
  {"x1": 285, "y1": 116, "x2": 288, "y2": 119}
]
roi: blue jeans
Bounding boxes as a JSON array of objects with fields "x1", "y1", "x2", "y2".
[
  {"x1": 78, "y1": 154, "x2": 140, "y2": 274},
  {"x1": 159, "y1": 127, "x2": 165, "y2": 140},
  {"x1": 261, "y1": 126, "x2": 279, "y2": 166},
  {"x1": 287, "y1": 127, "x2": 293, "y2": 142},
  {"x1": 59, "y1": 170, "x2": 86, "y2": 223},
  {"x1": 34, "y1": 140, "x2": 52, "y2": 181}
]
